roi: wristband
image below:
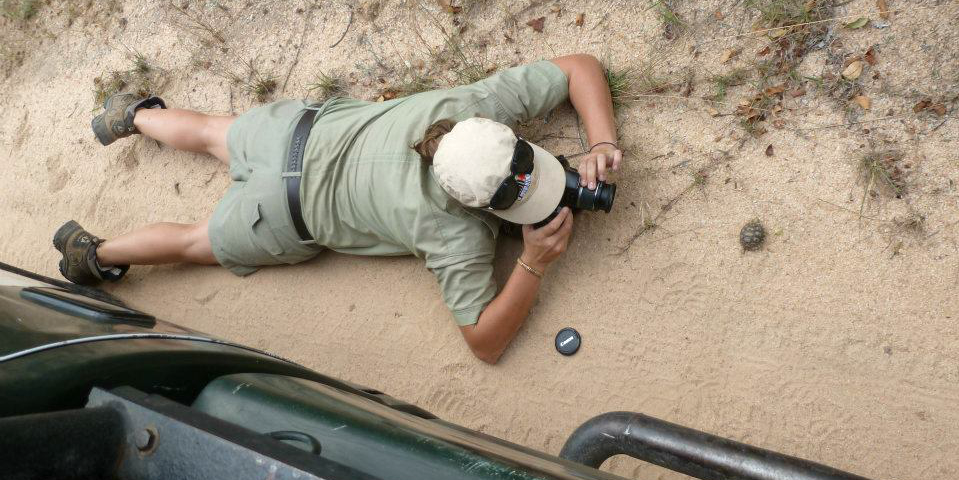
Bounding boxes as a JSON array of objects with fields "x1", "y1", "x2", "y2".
[
  {"x1": 588, "y1": 141, "x2": 618, "y2": 152},
  {"x1": 516, "y1": 258, "x2": 544, "y2": 278}
]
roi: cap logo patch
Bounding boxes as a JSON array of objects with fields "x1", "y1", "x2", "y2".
[{"x1": 515, "y1": 173, "x2": 533, "y2": 202}]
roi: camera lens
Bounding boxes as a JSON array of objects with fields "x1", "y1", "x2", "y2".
[
  {"x1": 574, "y1": 181, "x2": 616, "y2": 212},
  {"x1": 594, "y1": 182, "x2": 616, "y2": 213}
]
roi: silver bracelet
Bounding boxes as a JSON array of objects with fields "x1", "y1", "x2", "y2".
[{"x1": 588, "y1": 141, "x2": 618, "y2": 152}]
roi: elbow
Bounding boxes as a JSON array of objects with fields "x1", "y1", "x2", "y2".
[
  {"x1": 471, "y1": 347, "x2": 502, "y2": 365},
  {"x1": 461, "y1": 324, "x2": 505, "y2": 365}
]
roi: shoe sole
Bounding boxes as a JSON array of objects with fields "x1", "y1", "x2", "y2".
[{"x1": 53, "y1": 220, "x2": 82, "y2": 253}]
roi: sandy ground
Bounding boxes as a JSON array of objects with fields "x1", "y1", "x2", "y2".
[{"x1": 2, "y1": 1, "x2": 958, "y2": 478}]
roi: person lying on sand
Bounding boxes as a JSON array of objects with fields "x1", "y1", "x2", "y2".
[{"x1": 52, "y1": 53, "x2": 623, "y2": 364}]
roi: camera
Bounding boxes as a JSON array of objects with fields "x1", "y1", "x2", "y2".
[{"x1": 532, "y1": 155, "x2": 616, "y2": 229}]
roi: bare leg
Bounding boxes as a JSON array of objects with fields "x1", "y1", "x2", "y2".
[
  {"x1": 134, "y1": 108, "x2": 236, "y2": 164},
  {"x1": 96, "y1": 219, "x2": 217, "y2": 267}
]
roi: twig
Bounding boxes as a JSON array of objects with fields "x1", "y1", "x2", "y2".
[
  {"x1": 282, "y1": 9, "x2": 312, "y2": 93},
  {"x1": 792, "y1": 114, "x2": 910, "y2": 132},
  {"x1": 930, "y1": 117, "x2": 950, "y2": 132},
  {"x1": 698, "y1": 9, "x2": 905, "y2": 45},
  {"x1": 814, "y1": 198, "x2": 882, "y2": 222},
  {"x1": 329, "y1": 5, "x2": 353, "y2": 48}
]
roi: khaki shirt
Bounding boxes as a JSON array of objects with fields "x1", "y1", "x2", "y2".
[{"x1": 300, "y1": 61, "x2": 569, "y2": 325}]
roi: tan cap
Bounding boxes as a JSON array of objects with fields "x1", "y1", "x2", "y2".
[{"x1": 432, "y1": 118, "x2": 565, "y2": 224}]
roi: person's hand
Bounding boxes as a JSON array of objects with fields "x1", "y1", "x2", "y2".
[
  {"x1": 577, "y1": 144, "x2": 623, "y2": 190},
  {"x1": 520, "y1": 207, "x2": 574, "y2": 272}
]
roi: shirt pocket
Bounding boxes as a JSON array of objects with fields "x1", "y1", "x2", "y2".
[{"x1": 243, "y1": 201, "x2": 286, "y2": 257}]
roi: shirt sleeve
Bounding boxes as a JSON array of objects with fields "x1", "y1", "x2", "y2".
[
  {"x1": 429, "y1": 252, "x2": 497, "y2": 326},
  {"x1": 469, "y1": 60, "x2": 569, "y2": 126}
]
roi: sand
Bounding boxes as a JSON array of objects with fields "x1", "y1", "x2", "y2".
[{"x1": 2, "y1": 1, "x2": 958, "y2": 478}]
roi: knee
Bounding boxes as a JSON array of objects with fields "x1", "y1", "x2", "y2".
[{"x1": 184, "y1": 221, "x2": 216, "y2": 264}]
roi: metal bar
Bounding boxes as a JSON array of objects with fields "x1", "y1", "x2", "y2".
[
  {"x1": 0, "y1": 332, "x2": 299, "y2": 363},
  {"x1": 87, "y1": 386, "x2": 381, "y2": 480},
  {"x1": 0, "y1": 406, "x2": 124, "y2": 480},
  {"x1": 559, "y1": 412, "x2": 874, "y2": 480}
]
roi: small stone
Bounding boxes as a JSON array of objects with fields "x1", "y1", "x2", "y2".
[{"x1": 739, "y1": 219, "x2": 766, "y2": 251}]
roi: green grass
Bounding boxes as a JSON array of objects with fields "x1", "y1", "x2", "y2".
[
  {"x1": 435, "y1": 32, "x2": 493, "y2": 87},
  {"x1": 394, "y1": 69, "x2": 435, "y2": 97},
  {"x1": 746, "y1": 0, "x2": 823, "y2": 28},
  {"x1": 709, "y1": 68, "x2": 750, "y2": 101},
  {"x1": 605, "y1": 65, "x2": 634, "y2": 107},
  {"x1": 306, "y1": 70, "x2": 343, "y2": 100},
  {"x1": 651, "y1": 0, "x2": 685, "y2": 31},
  {"x1": 857, "y1": 150, "x2": 905, "y2": 215},
  {"x1": 132, "y1": 52, "x2": 150, "y2": 74},
  {"x1": 1, "y1": 0, "x2": 39, "y2": 20},
  {"x1": 91, "y1": 54, "x2": 161, "y2": 106},
  {"x1": 224, "y1": 58, "x2": 277, "y2": 103}
]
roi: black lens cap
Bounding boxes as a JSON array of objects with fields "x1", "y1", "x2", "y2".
[{"x1": 555, "y1": 327, "x2": 581, "y2": 356}]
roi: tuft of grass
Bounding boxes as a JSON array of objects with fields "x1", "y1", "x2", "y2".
[
  {"x1": 249, "y1": 77, "x2": 277, "y2": 102},
  {"x1": 605, "y1": 65, "x2": 633, "y2": 107},
  {"x1": 857, "y1": 150, "x2": 906, "y2": 216},
  {"x1": 650, "y1": 0, "x2": 685, "y2": 38},
  {"x1": 92, "y1": 72, "x2": 127, "y2": 106},
  {"x1": 306, "y1": 70, "x2": 343, "y2": 101},
  {"x1": 132, "y1": 52, "x2": 150, "y2": 74},
  {"x1": 747, "y1": 0, "x2": 821, "y2": 28},
  {"x1": 1, "y1": 0, "x2": 39, "y2": 20},
  {"x1": 168, "y1": 1, "x2": 226, "y2": 44},
  {"x1": 435, "y1": 32, "x2": 493, "y2": 87},
  {"x1": 709, "y1": 68, "x2": 750, "y2": 101},
  {"x1": 395, "y1": 69, "x2": 435, "y2": 97},
  {"x1": 894, "y1": 211, "x2": 926, "y2": 235},
  {"x1": 91, "y1": 53, "x2": 163, "y2": 106},
  {"x1": 224, "y1": 58, "x2": 277, "y2": 103}
]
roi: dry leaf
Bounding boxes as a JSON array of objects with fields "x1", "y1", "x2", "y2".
[
  {"x1": 853, "y1": 95, "x2": 871, "y2": 110},
  {"x1": 376, "y1": 95, "x2": 385, "y2": 102},
  {"x1": 765, "y1": 144, "x2": 774, "y2": 156},
  {"x1": 706, "y1": 107, "x2": 720, "y2": 117},
  {"x1": 575, "y1": 13, "x2": 584, "y2": 27},
  {"x1": 913, "y1": 98, "x2": 931, "y2": 113},
  {"x1": 864, "y1": 46, "x2": 877, "y2": 65},
  {"x1": 842, "y1": 60, "x2": 864, "y2": 80},
  {"x1": 527, "y1": 16, "x2": 545, "y2": 32},
  {"x1": 436, "y1": 0, "x2": 461, "y2": 14},
  {"x1": 931, "y1": 103, "x2": 947, "y2": 116},
  {"x1": 768, "y1": 27, "x2": 788, "y2": 38},
  {"x1": 713, "y1": 10, "x2": 724, "y2": 20},
  {"x1": 877, "y1": 0, "x2": 890, "y2": 19},
  {"x1": 720, "y1": 48, "x2": 740, "y2": 63},
  {"x1": 765, "y1": 85, "x2": 786, "y2": 95},
  {"x1": 788, "y1": 88, "x2": 806, "y2": 97},
  {"x1": 757, "y1": 46, "x2": 771, "y2": 56},
  {"x1": 844, "y1": 17, "x2": 869, "y2": 29}
]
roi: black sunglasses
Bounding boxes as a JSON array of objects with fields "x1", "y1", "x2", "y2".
[{"x1": 488, "y1": 139, "x2": 535, "y2": 210}]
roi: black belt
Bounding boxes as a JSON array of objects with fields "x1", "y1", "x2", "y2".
[{"x1": 285, "y1": 108, "x2": 318, "y2": 244}]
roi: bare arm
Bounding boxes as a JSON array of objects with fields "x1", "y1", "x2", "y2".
[
  {"x1": 459, "y1": 209, "x2": 573, "y2": 364},
  {"x1": 550, "y1": 54, "x2": 624, "y2": 189}
]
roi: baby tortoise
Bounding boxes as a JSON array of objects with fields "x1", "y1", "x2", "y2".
[{"x1": 739, "y1": 219, "x2": 766, "y2": 251}]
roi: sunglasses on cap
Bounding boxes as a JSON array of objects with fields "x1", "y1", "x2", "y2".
[{"x1": 488, "y1": 138, "x2": 535, "y2": 210}]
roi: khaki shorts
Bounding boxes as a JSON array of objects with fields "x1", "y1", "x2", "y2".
[{"x1": 209, "y1": 100, "x2": 322, "y2": 276}]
